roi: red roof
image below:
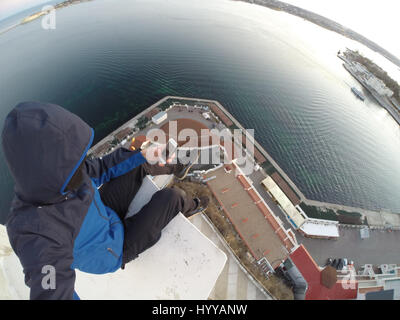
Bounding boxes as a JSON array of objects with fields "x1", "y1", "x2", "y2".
[
  {"x1": 290, "y1": 245, "x2": 358, "y2": 300},
  {"x1": 237, "y1": 175, "x2": 251, "y2": 190},
  {"x1": 247, "y1": 188, "x2": 260, "y2": 203},
  {"x1": 224, "y1": 165, "x2": 232, "y2": 172}
]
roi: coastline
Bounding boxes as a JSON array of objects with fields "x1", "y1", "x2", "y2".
[
  {"x1": 337, "y1": 51, "x2": 400, "y2": 126},
  {"x1": 89, "y1": 96, "x2": 400, "y2": 229},
  {"x1": 237, "y1": 0, "x2": 400, "y2": 68}
]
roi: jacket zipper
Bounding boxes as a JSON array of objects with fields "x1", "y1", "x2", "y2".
[
  {"x1": 93, "y1": 197, "x2": 110, "y2": 221},
  {"x1": 107, "y1": 247, "x2": 119, "y2": 259}
]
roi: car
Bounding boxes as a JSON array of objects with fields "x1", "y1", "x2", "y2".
[
  {"x1": 337, "y1": 259, "x2": 344, "y2": 270},
  {"x1": 326, "y1": 258, "x2": 333, "y2": 266}
]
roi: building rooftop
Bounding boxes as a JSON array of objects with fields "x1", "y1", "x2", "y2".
[
  {"x1": 365, "y1": 289, "x2": 394, "y2": 300},
  {"x1": 289, "y1": 244, "x2": 358, "y2": 300},
  {"x1": 114, "y1": 127, "x2": 132, "y2": 142},
  {"x1": 209, "y1": 103, "x2": 233, "y2": 127},
  {"x1": 92, "y1": 141, "x2": 111, "y2": 156},
  {"x1": 241, "y1": 134, "x2": 266, "y2": 164},
  {"x1": 129, "y1": 135, "x2": 147, "y2": 151},
  {"x1": 152, "y1": 111, "x2": 167, "y2": 122},
  {"x1": 160, "y1": 118, "x2": 217, "y2": 147},
  {"x1": 205, "y1": 166, "x2": 292, "y2": 268},
  {"x1": 146, "y1": 107, "x2": 161, "y2": 119},
  {"x1": 299, "y1": 219, "x2": 339, "y2": 238},
  {"x1": 262, "y1": 176, "x2": 306, "y2": 229},
  {"x1": 270, "y1": 172, "x2": 301, "y2": 206}
]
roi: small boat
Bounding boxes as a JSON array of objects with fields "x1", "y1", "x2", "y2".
[{"x1": 351, "y1": 87, "x2": 365, "y2": 101}]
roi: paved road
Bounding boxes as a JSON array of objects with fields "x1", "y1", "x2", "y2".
[{"x1": 299, "y1": 227, "x2": 400, "y2": 269}]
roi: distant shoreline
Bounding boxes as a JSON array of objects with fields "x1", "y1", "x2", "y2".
[
  {"x1": 238, "y1": 0, "x2": 400, "y2": 68},
  {"x1": 4, "y1": 0, "x2": 399, "y2": 68}
]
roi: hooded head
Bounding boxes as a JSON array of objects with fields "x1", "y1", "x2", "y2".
[{"x1": 1, "y1": 102, "x2": 94, "y2": 205}]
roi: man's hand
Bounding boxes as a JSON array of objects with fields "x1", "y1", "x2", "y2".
[{"x1": 140, "y1": 143, "x2": 175, "y2": 167}]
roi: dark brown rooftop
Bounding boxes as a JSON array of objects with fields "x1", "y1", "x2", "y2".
[
  {"x1": 115, "y1": 127, "x2": 132, "y2": 142},
  {"x1": 209, "y1": 104, "x2": 233, "y2": 127},
  {"x1": 241, "y1": 134, "x2": 266, "y2": 164}
]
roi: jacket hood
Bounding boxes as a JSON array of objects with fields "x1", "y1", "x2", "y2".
[{"x1": 1, "y1": 102, "x2": 94, "y2": 205}]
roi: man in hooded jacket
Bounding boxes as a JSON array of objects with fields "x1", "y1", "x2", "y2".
[{"x1": 1, "y1": 102, "x2": 207, "y2": 300}]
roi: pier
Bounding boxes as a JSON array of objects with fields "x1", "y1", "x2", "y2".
[{"x1": 343, "y1": 63, "x2": 400, "y2": 126}]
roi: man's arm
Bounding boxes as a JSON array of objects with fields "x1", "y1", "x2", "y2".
[
  {"x1": 85, "y1": 147, "x2": 147, "y2": 187},
  {"x1": 8, "y1": 230, "x2": 77, "y2": 300}
]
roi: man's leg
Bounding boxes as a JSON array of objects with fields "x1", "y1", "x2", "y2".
[
  {"x1": 99, "y1": 162, "x2": 180, "y2": 220},
  {"x1": 121, "y1": 187, "x2": 197, "y2": 267}
]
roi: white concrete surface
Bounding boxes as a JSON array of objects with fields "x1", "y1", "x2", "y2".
[
  {"x1": 300, "y1": 219, "x2": 339, "y2": 238},
  {"x1": 126, "y1": 175, "x2": 159, "y2": 218},
  {"x1": 190, "y1": 214, "x2": 272, "y2": 300},
  {"x1": 75, "y1": 213, "x2": 227, "y2": 300}
]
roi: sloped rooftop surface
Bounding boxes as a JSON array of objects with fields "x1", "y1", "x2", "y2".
[
  {"x1": 262, "y1": 176, "x2": 306, "y2": 229},
  {"x1": 74, "y1": 213, "x2": 227, "y2": 299},
  {"x1": 205, "y1": 167, "x2": 290, "y2": 267},
  {"x1": 290, "y1": 244, "x2": 358, "y2": 300}
]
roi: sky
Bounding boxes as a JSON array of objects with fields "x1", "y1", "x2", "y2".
[
  {"x1": 1, "y1": 0, "x2": 399, "y2": 59},
  {"x1": 284, "y1": 0, "x2": 400, "y2": 59},
  {"x1": 0, "y1": 0, "x2": 51, "y2": 21}
]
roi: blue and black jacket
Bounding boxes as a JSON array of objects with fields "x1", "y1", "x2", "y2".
[{"x1": 1, "y1": 102, "x2": 146, "y2": 299}]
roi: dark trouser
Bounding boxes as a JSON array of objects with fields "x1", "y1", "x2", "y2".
[{"x1": 99, "y1": 162, "x2": 196, "y2": 267}]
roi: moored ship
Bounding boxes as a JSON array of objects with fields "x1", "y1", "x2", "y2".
[{"x1": 351, "y1": 87, "x2": 365, "y2": 101}]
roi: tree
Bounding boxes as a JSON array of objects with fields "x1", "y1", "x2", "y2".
[{"x1": 136, "y1": 116, "x2": 149, "y2": 130}]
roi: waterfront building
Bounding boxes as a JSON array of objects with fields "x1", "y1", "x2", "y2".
[
  {"x1": 114, "y1": 127, "x2": 132, "y2": 142},
  {"x1": 202, "y1": 112, "x2": 210, "y2": 120},
  {"x1": 205, "y1": 163, "x2": 297, "y2": 272},
  {"x1": 92, "y1": 141, "x2": 112, "y2": 157},
  {"x1": 152, "y1": 111, "x2": 167, "y2": 125},
  {"x1": 364, "y1": 76, "x2": 394, "y2": 97},
  {"x1": 356, "y1": 264, "x2": 400, "y2": 300},
  {"x1": 146, "y1": 107, "x2": 161, "y2": 119},
  {"x1": 350, "y1": 62, "x2": 393, "y2": 97},
  {"x1": 282, "y1": 244, "x2": 358, "y2": 300},
  {"x1": 209, "y1": 104, "x2": 233, "y2": 127},
  {"x1": 262, "y1": 175, "x2": 307, "y2": 229}
]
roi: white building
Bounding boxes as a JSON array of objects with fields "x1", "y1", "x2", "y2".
[
  {"x1": 202, "y1": 112, "x2": 210, "y2": 120},
  {"x1": 152, "y1": 111, "x2": 167, "y2": 125},
  {"x1": 261, "y1": 176, "x2": 306, "y2": 229},
  {"x1": 353, "y1": 62, "x2": 368, "y2": 74},
  {"x1": 365, "y1": 76, "x2": 394, "y2": 97}
]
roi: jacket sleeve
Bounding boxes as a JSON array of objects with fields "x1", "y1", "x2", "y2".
[
  {"x1": 7, "y1": 225, "x2": 77, "y2": 300},
  {"x1": 85, "y1": 147, "x2": 147, "y2": 187}
]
